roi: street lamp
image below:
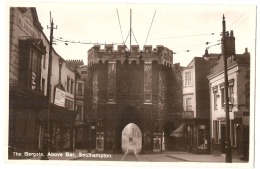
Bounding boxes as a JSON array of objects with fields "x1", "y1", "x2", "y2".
[
  {"x1": 224, "y1": 100, "x2": 234, "y2": 113},
  {"x1": 203, "y1": 15, "x2": 232, "y2": 163}
]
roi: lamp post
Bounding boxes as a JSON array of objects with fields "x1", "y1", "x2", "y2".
[{"x1": 203, "y1": 15, "x2": 232, "y2": 163}]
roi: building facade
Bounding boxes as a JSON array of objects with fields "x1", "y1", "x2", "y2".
[
  {"x1": 85, "y1": 44, "x2": 183, "y2": 153},
  {"x1": 66, "y1": 61, "x2": 88, "y2": 149},
  {"x1": 207, "y1": 31, "x2": 250, "y2": 160},
  {"x1": 181, "y1": 57, "x2": 211, "y2": 154},
  {"x1": 9, "y1": 7, "x2": 76, "y2": 158}
]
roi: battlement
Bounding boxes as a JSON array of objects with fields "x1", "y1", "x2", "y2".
[
  {"x1": 88, "y1": 44, "x2": 173, "y2": 66},
  {"x1": 66, "y1": 59, "x2": 84, "y2": 70}
]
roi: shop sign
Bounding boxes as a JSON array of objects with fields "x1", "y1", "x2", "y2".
[{"x1": 54, "y1": 87, "x2": 65, "y2": 107}]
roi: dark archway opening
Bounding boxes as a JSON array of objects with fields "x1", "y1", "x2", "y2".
[
  {"x1": 114, "y1": 106, "x2": 142, "y2": 154},
  {"x1": 121, "y1": 123, "x2": 142, "y2": 154}
]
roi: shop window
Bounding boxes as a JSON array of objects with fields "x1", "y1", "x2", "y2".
[
  {"x1": 230, "y1": 120, "x2": 237, "y2": 147},
  {"x1": 213, "y1": 120, "x2": 220, "y2": 144},
  {"x1": 197, "y1": 125, "x2": 207, "y2": 150}
]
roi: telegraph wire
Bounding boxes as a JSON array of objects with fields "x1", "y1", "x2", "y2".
[
  {"x1": 228, "y1": 11, "x2": 247, "y2": 29},
  {"x1": 232, "y1": 15, "x2": 250, "y2": 30},
  {"x1": 173, "y1": 42, "x2": 221, "y2": 54},
  {"x1": 116, "y1": 9, "x2": 125, "y2": 45},
  {"x1": 144, "y1": 10, "x2": 157, "y2": 45},
  {"x1": 150, "y1": 32, "x2": 219, "y2": 40},
  {"x1": 173, "y1": 40, "x2": 220, "y2": 50},
  {"x1": 131, "y1": 30, "x2": 139, "y2": 46},
  {"x1": 53, "y1": 37, "x2": 123, "y2": 45}
]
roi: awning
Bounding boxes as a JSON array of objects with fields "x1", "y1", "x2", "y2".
[{"x1": 170, "y1": 123, "x2": 186, "y2": 137}]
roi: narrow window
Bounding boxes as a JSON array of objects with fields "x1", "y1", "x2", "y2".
[
  {"x1": 78, "y1": 83, "x2": 83, "y2": 95},
  {"x1": 185, "y1": 71, "x2": 191, "y2": 86},
  {"x1": 71, "y1": 80, "x2": 74, "y2": 94},
  {"x1": 186, "y1": 98, "x2": 192, "y2": 111},
  {"x1": 67, "y1": 77, "x2": 70, "y2": 93}
]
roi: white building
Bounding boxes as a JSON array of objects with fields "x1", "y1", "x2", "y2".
[{"x1": 207, "y1": 31, "x2": 250, "y2": 160}]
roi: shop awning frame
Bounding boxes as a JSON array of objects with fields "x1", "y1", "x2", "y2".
[{"x1": 170, "y1": 122, "x2": 186, "y2": 137}]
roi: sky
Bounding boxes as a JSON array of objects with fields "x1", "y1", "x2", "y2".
[{"x1": 7, "y1": 1, "x2": 257, "y2": 67}]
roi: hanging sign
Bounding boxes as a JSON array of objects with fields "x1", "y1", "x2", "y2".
[{"x1": 54, "y1": 87, "x2": 65, "y2": 107}]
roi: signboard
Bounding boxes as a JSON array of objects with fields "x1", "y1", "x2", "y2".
[
  {"x1": 54, "y1": 87, "x2": 66, "y2": 107},
  {"x1": 242, "y1": 111, "x2": 250, "y2": 126}
]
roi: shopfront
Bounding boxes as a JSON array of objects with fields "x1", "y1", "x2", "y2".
[{"x1": 183, "y1": 119, "x2": 210, "y2": 154}]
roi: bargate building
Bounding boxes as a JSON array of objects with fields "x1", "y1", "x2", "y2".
[{"x1": 85, "y1": 44, "x2": 183, "y2": 153}]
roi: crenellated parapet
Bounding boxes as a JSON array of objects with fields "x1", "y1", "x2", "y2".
[
  {"x1": 88, "y1": 44, "x2": 173, "y2": 67},
  {"x1": 66, "y1": 59, "x2": 84, "y2": 70}
]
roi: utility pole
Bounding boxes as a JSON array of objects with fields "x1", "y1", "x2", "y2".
[
  {"x1": 222, "y1": 14, "x2": 232, "y2": 163},
  {"x1": 41, "y1": 12, "x2": 57, "y2": 160}
]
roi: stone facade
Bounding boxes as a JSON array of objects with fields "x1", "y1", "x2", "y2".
[{"x1": 85, "y1": 45, "x2": 183, "y2": 153}]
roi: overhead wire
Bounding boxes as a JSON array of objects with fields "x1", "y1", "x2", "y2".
[
  {"x1": 173, "y1": 42, "x2": 221, "y2": 54},
  {"x1": 53, "y1": 37, "x2": 123, "y2": 45},
  {"x1": 150, "y1": 32, "x2": 219, "y2": 40},
  {"x1": 233, "y1": 15, "x2": 250, "y2": 30},
  {"x1": 173, "y1": 40, "x2": 220, "y2": 50},
  {"x1": 228, "y1": 11, "x2": 247, "y2": 29},
  {"x1": 144, "y1": 10, "x2": 157, "y2": 45},
  {"x1": 116, "y1": 9, "x2": 125, "y2": 45},
  {"x1": 131, "y1": 30, "x2": 139, "y2": 46}
]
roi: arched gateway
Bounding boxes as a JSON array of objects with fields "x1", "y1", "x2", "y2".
[{"x1": 86, "y1": 44, "x2": 183, "y2": 153}]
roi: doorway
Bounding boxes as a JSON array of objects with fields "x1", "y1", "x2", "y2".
[{"x1": 121, "y1": 123, "x2": 142, "y2": 154}]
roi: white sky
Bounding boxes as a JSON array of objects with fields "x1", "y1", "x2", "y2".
[
  {"x1": 1, "y1": 1, "x2": 260, "y2": 168},
  {"x1": 7, "y1": 1, "x2": 257, "y2": 66}
]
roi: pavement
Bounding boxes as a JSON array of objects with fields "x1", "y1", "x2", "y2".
[
  {"x1": 164, "y1": 151, "x2": 246, "y2": 163},
  {"x1": 10, "y1": 149, "x2": 247, "y2": 163}
]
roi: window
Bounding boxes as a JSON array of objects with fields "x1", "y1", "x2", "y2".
[
  {"x1": 19, "y1": 39, "x2": 46, "y2": 93},
  {"x1": 213, "y1": 120, "x2": 220, "y2": 143},
  {"x1": 42, "y1": 54, "x2": 46, "y2": 69},
  {"x1": 185, "y1": 98, "x2": 192, "y2": 111},
  {"x1": 67, "y1": 77, "x2": 70, "y2": 93},
  {"x1": 212, "y1": 86, "x2": 218, "y2": 110},
  {"x1": 30, "y1": 50, "x2": 41, "y2": 91},
  {"x1": 65, "y1": 98, "x2": 74, "y2": 110},
  {"x1": 229, "y1": 85, "x2": 234, "y2": 103},
  {"x1": 71, "y1": 80, "x2": 74, "y2": 94},
  {"x1": 221, "y1": 87, "x2": 225, "y2": 108},
  {"x1": 230, "y1": 120, "x2": 237, "y2": 147},
  {"x1": 213, "y1": 92, "x2": 218, "y2": 109},
  {"x1": 184, "y1": 71, "x2": 192, "y2": 86},
  {"x1": 77, "y1": 83, "x2": 83, "y2": 95},
  {"x1": 76, "y1": 105, "x2": 83, "y2": 121},
  {"x1": 41, "y1": 78, "x2": 45, "y2": 94}
]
